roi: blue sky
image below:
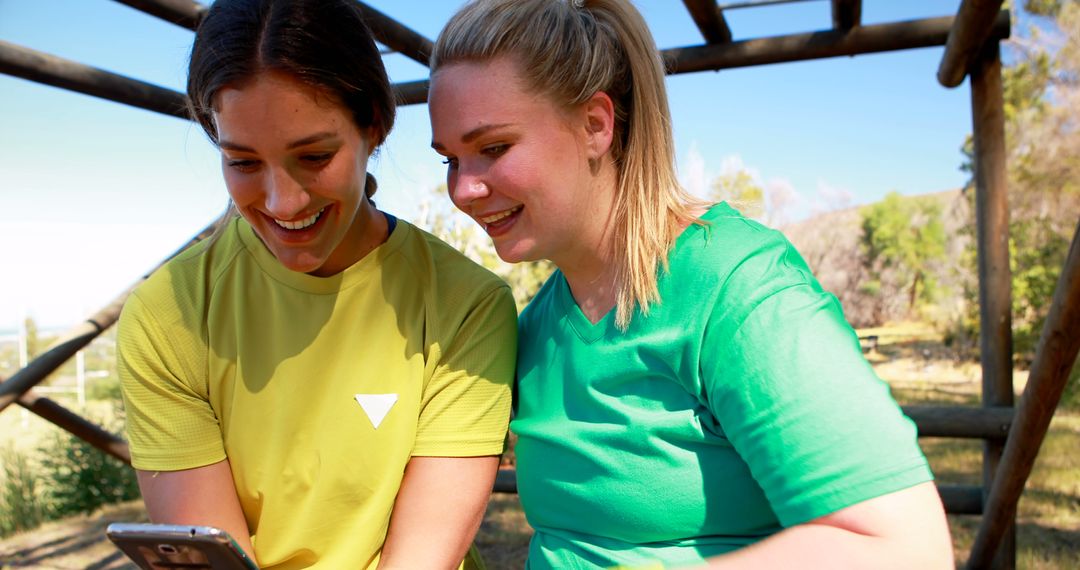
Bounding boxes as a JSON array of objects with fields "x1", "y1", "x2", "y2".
[{"x1": 0, "y1": 0, "x2": 979, "y2": 329}]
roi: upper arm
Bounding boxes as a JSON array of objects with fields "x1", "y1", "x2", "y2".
[
  {"x1": 137, "y1": 460, "x2": 254, "y2": 560},
  {"x1": 699, "y1": 238, "x2": 931, "y2": 525},
  {"x1": 118, "y1": 291, "x2": 225, "y2": 470},
  {"x1": 414, "y1": 284, "x2": 516, "y2": 457},
  {"x1": 379, "y1": 456, "x2": 500, "y2": 570}
]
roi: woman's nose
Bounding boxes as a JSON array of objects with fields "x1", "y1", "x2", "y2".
[
  {"x1": 264, "y1": 168, "x2": 310, "y2": 219},
  {"x1": 451, "y1": 166, "x2": 491, "y2": 207}
]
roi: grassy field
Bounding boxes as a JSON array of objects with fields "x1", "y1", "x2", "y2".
[{"x1": 1, "y1": 324, "x2": 1077, "y2": 569}]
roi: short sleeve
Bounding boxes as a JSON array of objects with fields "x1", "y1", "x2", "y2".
[
  {"x1": 413, "y1": 284, "x2": 516, "y2": 456},
  {"x1": 118, "y1": 290, "x2": 226, "y2": 471},
  {"x1": 700, "y1": 236, "x2": 932, "y2": 526}
]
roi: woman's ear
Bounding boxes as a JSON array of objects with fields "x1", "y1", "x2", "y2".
[{"x1": 582, "y1": 91, "x2": 615, "y2": 160}]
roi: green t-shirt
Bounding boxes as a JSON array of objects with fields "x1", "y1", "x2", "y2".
[{"x1": 512, "y1": 203, "x2": 932, "y2": 569}]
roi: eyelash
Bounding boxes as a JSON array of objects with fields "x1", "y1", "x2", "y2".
[{"x1": 441, "y1": 144, "x2": 509, "y2": 169}]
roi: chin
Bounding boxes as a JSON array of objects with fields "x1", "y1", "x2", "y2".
[{"x1": 494, "y1": 244, "x2": 541, "y2": 265}]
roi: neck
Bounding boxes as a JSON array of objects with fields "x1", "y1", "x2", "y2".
[{"x1": 556, "y1": 159, "x2": 620, "y2": 324}]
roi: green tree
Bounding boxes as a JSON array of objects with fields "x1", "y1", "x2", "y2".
[
  {"x1": 417, "y1": 186, "x2": 554, "y2": 311},
  {"x1": 859, "y1": 192, "x2": 946, "y2": 323},
  {"x1": 710, "y1": 168, "x2": 765, "y2": 220}
]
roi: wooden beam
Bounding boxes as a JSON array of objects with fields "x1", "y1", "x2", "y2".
[
  {"x1": 13, "y1": 388, "x2": 132, "y2": 464},
  {"x1": 830, "y1": 0, "x2": 861, "y2": 30},
  {"x1": 355, "y1": 1, "x2": 433, "y2": 67},
  {"x1": 111, "y1": 0, "x2": 205, "y2": 30},
  {"x1": 903, "y1": 405, "x2": 1012, "y2": 439},
  {"x1": 968, "y1": 219, "x2": 1080, "y2": 567},
  {"x1": 392, "y1": 79, "x2": 429, "y2": 107},
  {"x1": 113, "y1": 0, "x2": 434, "y2": 68},
  {"x1": 940, "y1": 484, "x2": 984, "y2": 515},
  {"x1": 682, "y1": 0, "x2": 733, "y2": 44},
  {"x1": 969, "y1": 42, "x2": 1016, "y2": 570},
  {"x1": 938, "y1": 2, "x2": 1008, "y2": 88},
  {"x1": 663, "y1": 13, "x2": 1010, "y2": 75},
  {"x1": 0, "y1": 222, "x2": 215, "y2": 414},
  {"x1": 0, "y1": 40, "x2": 190, "y2": 120}
]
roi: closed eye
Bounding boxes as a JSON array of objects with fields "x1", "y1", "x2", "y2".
[
  {"x1": 442, "y1": 157, "x2": 459, "y2": 169},
  {"x1": 482, "y1": 144, "x2": 509, "y2": 157},
  {"x1": 300, "y1": 153, "x2": 334, "y2": 166},
  {"x1": 226, "y1": 158, "x2": 260, "y2": 173}
]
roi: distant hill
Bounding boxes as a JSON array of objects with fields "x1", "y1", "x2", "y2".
[{"x1": 779, "y1": 188, "x2": 972, "y2": 327}]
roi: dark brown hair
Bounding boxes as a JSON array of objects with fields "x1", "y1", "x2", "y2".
[{"x1": 187, "y1": 0, "x2": 396, "y2": 197}]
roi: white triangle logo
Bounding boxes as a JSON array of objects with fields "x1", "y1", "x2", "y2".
[{"x1": 354, "y1": 394, "x2": 398, "y2": 429}]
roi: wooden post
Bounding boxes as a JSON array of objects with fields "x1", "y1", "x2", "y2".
[
  {"x1": 970, "y1": 41, "x2": 1014, "y2": 570},
  {"x1": 968, "y1": 219, "x2": 1080, "y2": 566},
  {"x1": 938, "y1": 1, "x2": 1008, "y2": 88}
]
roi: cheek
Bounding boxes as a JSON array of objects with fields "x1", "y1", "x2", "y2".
[{"x1": 222, "y1": 171, "x2": 261, "y2": 205}]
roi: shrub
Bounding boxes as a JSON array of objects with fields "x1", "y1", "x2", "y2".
[
  {"x1": 37, "y1": 414, "x2": 140, "y2": 518},
  {"x1": 0, "y1": 445, "x2": 45, "y2": 537}
]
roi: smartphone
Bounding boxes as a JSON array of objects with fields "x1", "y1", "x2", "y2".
[{"x1": 105, "y1": 522, "x2": 259, "y2": 570}]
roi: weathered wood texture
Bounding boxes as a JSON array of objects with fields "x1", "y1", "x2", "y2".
[
  {"x1": 970, "y1": 42, "x2": 1015, "y2": 570},
  {"x1": 112, "y1": 0, "x2": 205, "y2": 29},
  {"x1": 903, "y1": 405, "x2": 1012, "y2": 439},
  {"x1": 114, "y1": 0, "x2": 434, "y2": 67},
  {"x1": 0, "y1": 40, "x2": 190, "y2": 119},
  {"x1": 0, "y1": 223, "x2": 216, "y2": 414},
  {"x1": 682, "y1": 0, "x2": 733, "y2": 44},
  {"x1": 663, "y1": 12, "x2": 1009, "y2": 75},
  {"x1": 968, "y1": 219, "x2": 1080, "y2": 568},
  {"x1": 830, "y1": 0, "x2": 861, "y2": 30},
  {"x1": 15, "y1": 388, "x2": 132, "y2": 464},
  {"x1": 938, "y1": 0, "x2": 1008, "y2": 87}
]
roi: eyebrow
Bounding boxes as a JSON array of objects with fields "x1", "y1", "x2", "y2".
[
  {"x1": 431, "y1": 123, "x2": 512, "y2": 151},
  {"x1": 219, "y1": 131, "x2": 339, "y2": 152}
]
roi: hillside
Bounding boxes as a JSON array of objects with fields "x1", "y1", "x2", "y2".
[{"x1": 779, "y1": 188, "x2": 972, "y2": 327}]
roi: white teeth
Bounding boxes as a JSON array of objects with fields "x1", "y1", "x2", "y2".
[
  {"x1": 479, "y1": 206, "x2": 522, "y2": 224},
  {"x1": 274, "y1": 208, "x2": 324, "y2": 230}
]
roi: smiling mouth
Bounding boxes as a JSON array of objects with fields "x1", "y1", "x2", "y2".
[
  {"x1": 274, "y1": 207, "x2": 326, "y2": 230},
  {"x1": 479, "y1": 205, "x2": 522, "y2": 225}
]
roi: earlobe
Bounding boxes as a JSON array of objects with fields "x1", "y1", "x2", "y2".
[{"x1": 584, "y1": 91, "x2": 616, "y2": 159}]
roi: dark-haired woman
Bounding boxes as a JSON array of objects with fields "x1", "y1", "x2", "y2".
[{"x1": 117, "y1": 1, "x2": 515, "y2": 568}]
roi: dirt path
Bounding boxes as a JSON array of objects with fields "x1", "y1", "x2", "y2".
[{"x1": 0, "y1": 501, "x2": 145, "y2": 569}]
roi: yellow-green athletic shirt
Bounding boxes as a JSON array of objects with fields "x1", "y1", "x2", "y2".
[{"x1": 118, "y1": 216, "x2": 516, "y2": 570}]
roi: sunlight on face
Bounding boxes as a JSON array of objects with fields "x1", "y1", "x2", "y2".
[{"x1": 213, "y1": 72, "x2": 383, "y2": 276}]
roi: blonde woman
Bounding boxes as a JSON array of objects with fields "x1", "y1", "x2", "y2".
[{"x1": 428, "y1": 0, "x2": 953, "y2": 568}]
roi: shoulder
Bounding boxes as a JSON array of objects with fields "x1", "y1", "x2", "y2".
[
  {"x1": 391, "y1": 220, "x2": 510, "y2": 297},
  {"x1": 123, "y1": 218, "x2": 247, "y2": 331},
  {"x1": 673, "y1": 203, "x2": 815, "y2": 301}
]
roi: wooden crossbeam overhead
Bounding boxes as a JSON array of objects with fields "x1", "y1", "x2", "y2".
[
  {"x1": 112, "y1": 0, "x2": 434, "y2": 67},
  {"x1": 0, "y1": 40, "x2": 189, "y2": 119},
  {"x1": 968, "y1": 218, "x2": 1080, "y2": 568},
  {"x1": 113, "y1": 0, "x2": 206, "y2": 29},
  {"x1": 682, "y1": 0, "x2": 733, "y2": 44},
  {"x1": 938, "y1": 0, "x2": 1007, "y2": 87},
  {"x1": 12, "y1": 384, "x2": 132, "y2": 464},
  {"x1": 664, "y1": 12, "x2": 1009, "y2": 75},
  {"x1": 830, "y1": 0, "x2": 861, "y2": 30},
  {"x1": 0, "y1": 41, "x2": 428, "y2": 119}
]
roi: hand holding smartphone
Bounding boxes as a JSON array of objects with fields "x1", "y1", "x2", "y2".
[{"x1": 106, "y1": 522, "x2": 258, "y2": 569}]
